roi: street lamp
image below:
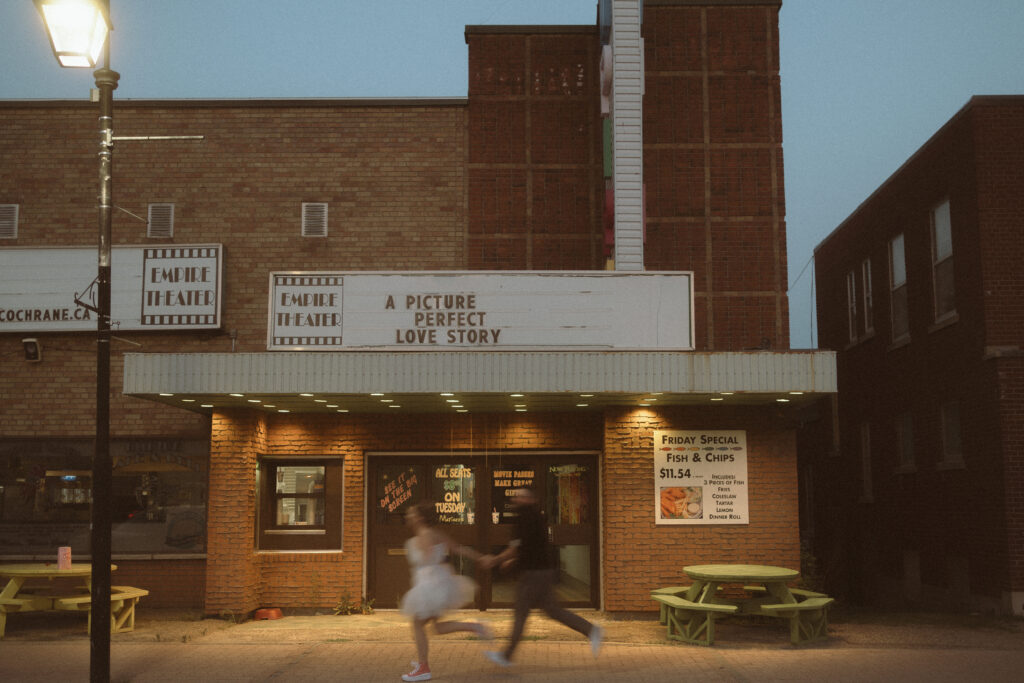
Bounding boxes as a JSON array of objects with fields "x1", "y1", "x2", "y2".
[{"x1": 34, "y1": 1, "x2": 117, "y2": 681}]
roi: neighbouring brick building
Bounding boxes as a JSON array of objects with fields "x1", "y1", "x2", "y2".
[
  {"x1": 810, "y1": 96, "x2": 1024, "y2": 616},
  {"x1": 1, "y1": 1, "x2": 834, "y2": 615}
]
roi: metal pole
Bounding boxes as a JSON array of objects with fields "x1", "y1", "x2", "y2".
[{"x1": 90, "y1": 48, "x2": 119, "y2": 683}]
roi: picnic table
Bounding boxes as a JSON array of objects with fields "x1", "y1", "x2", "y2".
[
  {"x1": 0, "y1": 563, "x2": 147, "y2": 638},
  {"x1": 651, "y1": 563, "x2": 833, "y2": 646}
]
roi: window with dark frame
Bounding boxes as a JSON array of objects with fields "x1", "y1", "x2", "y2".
[
  {"x1": 931, "y1": 199, "x2": 955, "y2": 321},
  {"x1": 259, "y1": 457, "x2": 342, "y2": 550},
  {"x1": 889, "y1": 234, "x2": 909, "y2": 342},
  {"x1": 861, "y1": 258, "x2": 874, "y2": 335},
  {"x1": 846, "y1": 270, "x2": 858, "y2": 344}
]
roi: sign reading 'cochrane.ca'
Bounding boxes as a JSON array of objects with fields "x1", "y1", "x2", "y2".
[
  {"x1": 0, "y1": 245, "x2": 223, "y2": 332},
  {"x1": 268, "y1": 271, "x2": 693, "y2": 350}
]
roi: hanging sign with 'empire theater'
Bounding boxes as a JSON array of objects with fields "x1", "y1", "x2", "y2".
[
  {"x1": 0, "y1": 245, "x2": 222, "y2": 331},
  {"x1": 268, "y1": 271, "x2": 693, "y2": 350}
]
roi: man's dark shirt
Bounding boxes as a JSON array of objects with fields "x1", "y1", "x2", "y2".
[{"x1": 513, "y1": 503, "x2": 553, "y2": 571}]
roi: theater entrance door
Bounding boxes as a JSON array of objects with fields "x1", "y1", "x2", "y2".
[{"x1": 367, "y1": 453, "x2": 599, "y2": 610}]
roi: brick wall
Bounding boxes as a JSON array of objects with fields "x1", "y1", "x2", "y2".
[
  {"x1": 603, "y1": 405, "x2": 799, "y2": 611},
  {"x1": 111, "y1": 559, "x2": 205, "y2": 608},
  {"x1": 643, "y1": 3, "x2": 788, "y2": 351},
  {"x1": 466, "y1": 29, "x2": 604, "y2": 271}
]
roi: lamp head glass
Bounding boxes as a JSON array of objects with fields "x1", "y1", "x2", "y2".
[{"x1": 34, "y1": 0, "x2": 111, "y2": 68}]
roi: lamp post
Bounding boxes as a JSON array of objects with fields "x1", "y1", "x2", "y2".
[{"x1": 34, "y1": 1, "x2": 116, "y2": 680}]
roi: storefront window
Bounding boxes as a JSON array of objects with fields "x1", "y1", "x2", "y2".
[
  {"x1": 490, "y1": 465, "x2": 536, "y2": 524},
  {"x1": 547, "y1": 464, "x2": 590, "y2": 525},
  {"x1": 0, "y1": 439, "x2": 208, "y2": 556},
  {"x1": 431, "y1": 464, "x2": 475, "y2": 524},
  {"x1": 274, "y1": 465, "x2": 325, "y2": 527}
]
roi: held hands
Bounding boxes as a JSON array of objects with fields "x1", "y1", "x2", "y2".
[{"x1": 477, "y1": 554, "x2": 497, "y2": 569}]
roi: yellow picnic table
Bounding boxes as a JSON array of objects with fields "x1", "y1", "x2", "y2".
[
  {"x1": 0, "y1": 563, "x2": 149, "y2": 638},
  {"x1": 651, "y1": 564, "x2": 833, "y2": 646}
]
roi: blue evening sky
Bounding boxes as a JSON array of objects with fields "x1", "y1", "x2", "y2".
[{"x1": 2, "y1": 1, "x2": 1023, "y2": 348}]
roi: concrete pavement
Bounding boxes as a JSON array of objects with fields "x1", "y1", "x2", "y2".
[{"x1": 2, "y1": 609, "x2": 1023, "y2": 682}]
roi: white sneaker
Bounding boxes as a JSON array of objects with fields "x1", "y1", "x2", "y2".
[
  {"x1": 484, "y1": 650, "x2": 511, "y2": 667},
  {"x1": 589, "y1": 624, "x2": 604, "y2": 658}
]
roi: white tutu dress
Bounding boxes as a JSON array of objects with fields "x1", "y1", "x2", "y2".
[{"x1": 399, "y1": 538, "x2": 476, "y2": 619}]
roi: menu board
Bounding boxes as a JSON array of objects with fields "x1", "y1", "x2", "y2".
[{"x1": 654, "y1": 430, "x2": 749, "y2": 525}]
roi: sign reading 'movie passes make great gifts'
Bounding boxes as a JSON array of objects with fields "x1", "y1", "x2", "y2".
[
  {"x1": 267, "y1": 271, "x2": 693, "y2": 350},
  {"x1": 0, "y1": 245, "x2": 223, "y2": 332}
]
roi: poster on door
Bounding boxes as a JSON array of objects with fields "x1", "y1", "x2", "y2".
[{"x1": 654, "y1": 429, "x2": 749, "y2": 525}]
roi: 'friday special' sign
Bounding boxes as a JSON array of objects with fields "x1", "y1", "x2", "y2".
[
  {"x1": 654, "y1": 429, "x2": 749, "y2": 525},
  {"x1": 267, "y1": 271, "x2": 693, "y2": 350},
  {"x1": 0, "y1": 245, "x2": 222, "y2": 331}
]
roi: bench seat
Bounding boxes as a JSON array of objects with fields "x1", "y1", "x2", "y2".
[
  {"x1": 651, "y1": 593, "x2": 738, "y2": 646},
  {"x1": 54, "y1": 585, "x2": 150, "y2": 634},
  {"x1": 759, "y1": 597, "x2": 834, "y2": 644}
]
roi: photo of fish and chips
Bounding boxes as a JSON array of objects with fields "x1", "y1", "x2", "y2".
[{"x1": 659, "y1": 486, "x2": 703, "y2": 519}]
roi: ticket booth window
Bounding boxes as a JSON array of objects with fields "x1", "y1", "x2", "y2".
[{"x1": 259, "y1": 458, "x2": 342, "y2": 550}]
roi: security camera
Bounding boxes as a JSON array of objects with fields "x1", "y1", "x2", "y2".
[{"x1": 22, "y1": 338, "x2": 41, "y2": 363}]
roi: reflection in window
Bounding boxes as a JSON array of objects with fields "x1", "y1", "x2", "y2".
[
  {"x1": 547, "y1": 464, "x2": 590, "y2": 524},
  {"x1": 432, "y1": 464, "x2": 476, "y2": 524},
  {"x1": 275, "y1": 466, "x2": 325, "y2": 526}
]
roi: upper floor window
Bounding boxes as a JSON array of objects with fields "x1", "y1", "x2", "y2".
[
  {"x1": 302, "y1": 202, "x2": 328, "y2": 237},
  {"x1": 939, "y1": 402, "x2": 964, "y2": 468},
  {"x1": 895, "y1": 412, "x2": 914, "y2": 471},
  {"x1": 889, "y1": 234, "x2": 909, "y2": 342},
  {"x1": 0, "y1": 204, "x2": 18, "y2": 239},
  {"x1": 931, "y1": 199, "x2": 955, "y2": 321},
  {"x1": 846, "y1": 270, "x2": 858, "y2": 343},
  {"x1": 861, "y1": 258, "x2": 874, "y2": 335},
  {"x1": 859, "y1": 421, "x2": 873, "y2": 502}
]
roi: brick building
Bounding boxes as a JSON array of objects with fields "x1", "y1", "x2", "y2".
[
  {"x1": 810, "y1": 96, "x2": 1024, "y2": 616},
  {"x1": 1, "y1": 1, "x2": 834, "y2": 615}
]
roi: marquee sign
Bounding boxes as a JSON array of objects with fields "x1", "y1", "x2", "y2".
[
  {"x1": 267, "y1": 271, "x2": 693, "y2": 351},
  {"x1": 0, "y1": 245, "x2": 223, "y2": 332}
]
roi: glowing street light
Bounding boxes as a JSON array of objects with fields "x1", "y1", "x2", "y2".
[{"x1": 35, "y1": 0, "x2": 111, "y2": 68}]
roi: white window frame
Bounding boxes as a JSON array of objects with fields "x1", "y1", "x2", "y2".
[
  {"x1": 931, "y1": 199, "x2": 955, "y2": 322},
  {"x1": 889, "y1": 234, "x2": 909, "y2": 343},
  {"x1": 302, "y1": 202, "x2": 328, "y2": 237},
  {"x1": 0, "y1": 204, "x2": 18, "y2": 239},
  {"x1": 939, "y1": 401, "x2": 964, "y2": 468},
  {"x1": 861, "y1": 258, "x2": 874, "y2": 335}
]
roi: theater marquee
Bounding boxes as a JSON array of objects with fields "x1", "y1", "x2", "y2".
[
  {"x1": 0, "y1": 245, "x2": 223, "y2": 332},
  {"x1": 268, "y1": 271, "x2": 693, "y2": 351}
]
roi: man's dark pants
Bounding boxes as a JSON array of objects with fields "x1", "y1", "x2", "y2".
[{"x1": 504, "y1": 568, "x2": 594, "y2": 659}]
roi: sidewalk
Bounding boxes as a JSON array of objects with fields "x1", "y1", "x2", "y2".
[{"x1": 3, "y1": 608, "x2": 1023, "y2": 682}]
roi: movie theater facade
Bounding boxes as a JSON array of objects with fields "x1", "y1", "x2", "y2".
[{"x1": 0, "y1": 1, "x2": 834, "y2": 614}]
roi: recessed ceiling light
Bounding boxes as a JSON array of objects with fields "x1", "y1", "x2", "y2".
[
  {"x1": 457, "y1": 409, "x2": 468, "y2": 413},
  {"x1": 452, "y1": 404, "x2": 463, "y2": 409},
  {"x1": 336, "y1": 409, "x2": 349, "y2": 413},
  {"x1": 510, "y1": 393, "x2": 524, "y2": 398},
  {"x1": 580, "y1": 394, "x2": 594, "y2": 398},
  {"x1": 639, "y1": 403, "x2": 650, "y2": 407},
  {"x1": 159, "y1": 393, "x2": 173, "y2": 397},
  {"x1": 201, "y1": 404, "x2": 213, "y2": 408},
  {"x1": 247, "y1": 399, "x2": 261, "y2": 403},
  {"x1": 182, "y1": 399, "x2": 195, "y2": 403},
  {"x1": 371, "y1": 393, "x2": 384, "y2": 397},
  {"x1": 381, "y1": 399, "x2": 393, "y2": 403},
  {"x1": 314, "y1": 399, "x2": 327, "y2": 403},
  {"x1": 651, "y1": 392, "x2": 664, "y2": 395},
  {"x1": 789, "y1": 391, "x2": 804, "y2": 395},
  {"x1": 278, "y1": 409, "x2": 290, "y2": 413},
  {"x1": 326, "y1": 404, "x2": 338, "y2": 408},
  {"x1": 711, "y1": 397, "x2": 724, "y2": 402},
  {"x1": 264, "y1": 404, "x2": 276, "y2": 408},
  {"x1": 776, "y1": 398, "x2": 790, "y2": 403},
  {"x1": 514, "y1": 404, "x2": 526, "y2": 408},
  {"x1": 446, "y1": 399, "x2": 459, "y2": 403},
  {"x1": 388, "y1": 405, "x2": 401, "y2": 408},
  {"x1": 300, "y1": 393, "x2": 314, "y2": 397},
  {"x1": 646, "y1": 397, "x2": 658, "y2": 401},
  {"x1": 721, "y1": 392, "x2": 734, "y2": 396},
  {"x1": 229, "y1": 393, "x2": 244, "y2": 397},
  {"x1": 440, "y1": 393, "x2": 454, "y2": 397},
  {"x1": 576, "y1": 403, "x2": 589, "y2": 407},
  {"x1": 515, "y1": 408, "x2": 527, "y2": 412}
]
